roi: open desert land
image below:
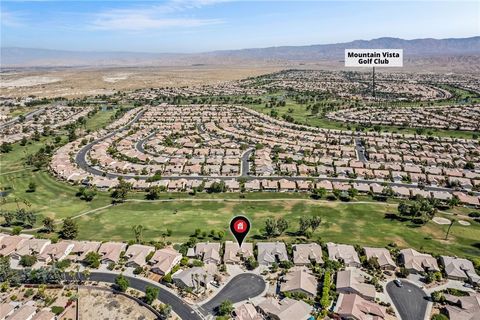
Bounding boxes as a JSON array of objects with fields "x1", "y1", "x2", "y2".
[
  {"x1": 78, "y1": 287, "x2": 159, "y2": 320},
  {"x1": 0, "y1": 64, "x2": 283, "y2": 98}
]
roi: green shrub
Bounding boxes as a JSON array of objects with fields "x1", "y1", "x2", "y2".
[
  {"x1": 320, "y1": 271, "x2": 331, "y2": 309},
  {"x1": 51, "y1": 306, "x2": 64, "y2": 315}
]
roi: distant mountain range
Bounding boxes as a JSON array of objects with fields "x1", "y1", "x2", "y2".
[{"x1": 1, "y1": 36, "x2": 479, "y2": 68}]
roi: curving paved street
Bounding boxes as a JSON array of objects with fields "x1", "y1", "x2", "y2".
[
  {"x1": 386, "y1": 280, "x2": 429, "y2": 320},
  {"x1": 199, "y1": 273, "x2": 265, "y2": 316},
  {"x1": 0, "y1": 107, "x2": 46, "y2": 130}
]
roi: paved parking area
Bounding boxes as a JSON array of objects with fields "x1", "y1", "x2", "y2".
[{"x1": 386, "y1": 280, "x2": 429, "y2": 320}]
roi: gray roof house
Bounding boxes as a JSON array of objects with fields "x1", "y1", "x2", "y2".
[
  {"x1": 172, "y1": 267, "x2": 212, "y2": 291},
  {"x1": 440, "y1": 256, "x2": 480, "y2": 285},
  {"x1": 257, "y1": 242, "x2": 289, "y2": 266}
]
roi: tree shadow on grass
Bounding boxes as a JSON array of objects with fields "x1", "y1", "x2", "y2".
[
  {"x1": 471, "y1": 242, "x2": 480, "y2": 250},
  {"x1": 252, "y1": 234, "x2": 267, "y2": 240},
  {"x1": 384, "y1": 213, "x2": 409, "y2": 222}
]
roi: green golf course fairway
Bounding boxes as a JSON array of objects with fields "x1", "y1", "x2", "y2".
[{"x1": 71, "y1": 198, "x2": 480, "y2": 262}]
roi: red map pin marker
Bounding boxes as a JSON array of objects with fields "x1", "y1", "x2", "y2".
[{"x1": 230, "y1": 216, "x2": 251, "y2": 247}]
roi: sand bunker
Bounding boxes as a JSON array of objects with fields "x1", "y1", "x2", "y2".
[
  {"x1": 433, "y1": 217, "x2": 451, "y2": 225},
  {"x1": 457, "y1": 220, "x2": 471, "y2": 226}
]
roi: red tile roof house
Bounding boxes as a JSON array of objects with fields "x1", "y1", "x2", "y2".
[
  {"x1": 391, "y1": 186, "x2": 411, "y2": 198},
  {"x1": 65, "y1": 240, "x2": 101, "y2": 262},
  {"x1": 4, "y1": 305, "x2": 37, "y2": 320},
  {"x1": 149, "y1": 247, "x2": 182, "y2": 276},
  {"x1": 280, "y1": 267, "x2": 318, "y2": 297},
  {"x1": 278, "y1": 179, "x2": 296, "y2": 192},
  {"x1": 124, "y1": 244, "x2": 155, "y2": 268},
  {"x1": 10, "y1": 238, "x2": 51, "y2": 262},
  {"x1": 431, "y1": 190, "x2": 453, "y2": 201},
  {"x1": 296, "y1": 180, "x2": 312, "y2": 192},
  {"x1": 223, "y1": 241, "x2": 254, "y2": 264},
  {"x1": 224, "y1": 179, "x2": 240, "y2": 192},
  {"x1": 38, "y1": 242, "x2": 75, "y2": 264},
  {"x1": 257, "y1": 297, "x2": 313, "y2": 320},
  {"x1": 335, "y1": 293, "x2": 388, "y2": 320},
  {"x1": 351, "y1": 183, "x2": 371, "y2": 193},
  {"x1": 364, "y1": 247, "x2": 397, "y2": 271},
  {"x1": 98, "y1": 242, "x2": 127, "y2": 265},
  {"x1": 261, "y1": 180, "x2": 278, "y2": 192},
  {"x1": 336, "y1": 269, "x2": 376, "y2": 301},
  {"x1": 232, "y1": 303, "x2": 262, "y2": 320},
  {"x1": 453, "y1": 192, "x2": 480, "y2": 207},
  {"x1": 316, "y1": 180, "x2": 333, "y2": 191},
  {"x1": 0, "y1": 235, "x2": 29, "y2": 257},
  {"x1": 370, "y1": 183, "x2": 384, "y2": 194},
  {"x1": 245, "y1": 179, "x2": 261, "y2": 191}
]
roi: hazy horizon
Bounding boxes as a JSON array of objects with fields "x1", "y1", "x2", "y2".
[
  {"x1": 1, "y1": 0, "x2": 479, "y2": 53},
  {"x1": 2, "y1": 35, "x2": 480, "y2": 54}
]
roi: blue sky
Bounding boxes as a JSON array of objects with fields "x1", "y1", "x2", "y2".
[{"x1": 1, "y1": 1, "x2": 479, "y2": 52}]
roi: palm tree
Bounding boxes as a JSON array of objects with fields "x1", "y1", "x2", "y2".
[
  {"x1": 445, "y1": 219, "x2": 456, "y2": 240},
  {"x1": 132, "y1": 224, "x2": 144, "y2": 243},
  {"x1": 193, "y1": 273, "x2": 200, "y2": 292},
  {"x1": 75, "y1": 264, "x2": 81, "y2": 283},
  {"x1": 82, "y1": 268, "x2": 91, "y2": 283},
  {"x1": 68, "y1": 269, "x2": 76, "y2": 284},
  {"x1": 202, "y1": 274, "x2": 208, "y2": 291}
]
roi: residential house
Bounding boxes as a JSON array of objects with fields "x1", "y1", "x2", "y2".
[
  {"x1": 32, "y1": 310, "x2": 56, "y2": 320},
  {"x1": 364, "y1": 247, "x2": 396, "y2": 270},
  {"x1": 66, "y1": 240, "x2": 101, "y2": 262},
  {"x1": 10, "y1": 238, "x2": 51, "y2": 261},
  {"x1": 292, "y1": 243, "x2": 323, "y2": 266},
  {"x1": 233, "y1": 303, "x2": 262, "y2": 320},
  {"x1": 327, "y1": 243, "x2": 361, "y2": 267},
  {"x1": 245, "y1": 179, "x2": 261, "y2": 191},
  {"x1": 194, "y1": 242, "x2": 221, "y2": 265},
  {"x1": 124, "y1": 244, "x2": 155, "y2": 268},
  {"x1": 150, "y1": 248, "x2": 182, "y2": 276},
  {"x1": 257, "y1": 297, "x2": 313, "y2": 320},
  {"x1": 280, "y1": 267, "x2": 318, "y2": 297},
  {"x1": 6, "y1": 305, "x2": 36, "y2": 320},
  {"x1": 440, "y1": 256, "x2": 480, "y2": 285},
  {"x1": 0, "y1": 235, "x2": 28, "y2": 257},
  {"x1": 257, "y1": 242, "x2": 289, "y2": 266},
  {"x1": 38, "y1": 242, "x2": 74, "y2": 264},
  {"x1": 336, "y1": 269, "x2": 376, "y2": 301},
  {"x1": 399, "y1": 248, "x2": 439, "y2": 274},
  {"x1": 444, "y1": 293, "x2": 480, "y2": 320},
  {"x1": 223, "y1": 241, "x2": 254, "y2": 264},
  {"x1": 335, "y1": 293, "x2": 387, "y2": 320},
  {"x1": 172, "y1": 267, "x2": 212, "y2": 290},
  {"x1": 98, "y1": 242, "x2": 127, "y2": 265},
  {"x1": 0, "y1": 303, "x2": 15, "y2": 320},
  {"x1": 278, "y1": 179, "x2": 296, "y2": 192}
]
